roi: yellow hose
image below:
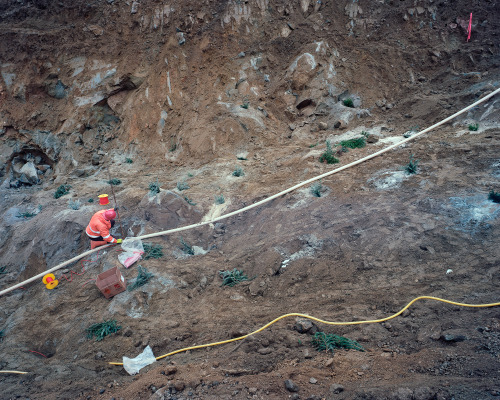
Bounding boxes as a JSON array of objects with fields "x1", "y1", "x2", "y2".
[
  {"x1": 109, "y1": 296, "x2": 500, "y2": 366},
  {"x1": 0, "y1": 370, "x2": 28, "y2": 374}
]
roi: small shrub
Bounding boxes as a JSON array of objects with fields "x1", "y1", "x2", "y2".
[
  {"x1": 68, "y1": 199, "x2": 81, "y2": 210},
  {"x1": 340, "y1": 137, "x2": 366, "y2": 149},
  {"x1": 361, "y1": 131, "x2": 369, "y2": 138},
  {"x1": 215, "y1": 194, "x2": 225, "y2": 204},
  {"x1": 0, "y1": 266, "x2": 7, "y2": 274},
  {"x1": 236, "y1": 156, "x2": 247, "y2": 160},
  {"x1": 240, "y1": 102, "x2": 249, "y2": 109},
  {"x1": 319, "y1": 140, "x2": 339, "y2": 164},
  {"x1": 180, "y1": 237, "x2": 194, "y2": 255},
  {"x1": 88, "y1": 198, "x2": 94, "y2": 203},
  {"x1": 187, "y1": 172, "x2": 194, "y2": 178},
  {"x1": 309, "y1": 143, "x2": 318, "y2": 148},
  {"x1": 125, "y1": 158, "x2": 133, "y2": 164},
  {"x1": 86, "y1": 320, "x2": 121, "y2": 341},
  {"x1": 149, "y1": 179, "x2": 161, "y2": 195},
  {"x1": 108, "y1": 178, "x2": 121, "y2": 186},
  {"x1": 404, "y1": 154, "x2": 419, "y2": 175},
  {"x1": 184, "y1": 196, "x2": 197, "y2": 206},
  {"x1": 488, "y1": 190, "x2": 500, "y2": 204},
  {"x1": 54, "y1": 184, "x2": 71, "y2": 199},
  {"x1": 311, "y1": 332, "x2": 365, "y2": 353},
  {"x1": 143, "y1": 243, "x2": 164, "y2": 259},
  {"x1": 232, "y1": 167, "x2": 244, "y2": 177},
  {"x1": 220, "y1": 268, "x2": 250, "y2": 287},
  {"x1": 310, "y1": 182, "x2": 323, "y2": 197},
  {"x1": 16, "y1": 211, "x2": 36, "y2": 219},
  {"x1": 38, "y1": 204, "x2": 43, "y2": 211},
  {"x1": 177, "y1": 181, "x2": 190, "y2": 191},
  {"x1": 170, "y1": 143, "x2": 177, "y2": 152},
  {"x1": 343, "y1": 98, "x2": 354, "y2": 108},
  {"x1": 468, "y1": 123, "x2": 479, "y2": 131},
  {"x1": 128, "y1": 266, "x2": 154, "y2": 291}
]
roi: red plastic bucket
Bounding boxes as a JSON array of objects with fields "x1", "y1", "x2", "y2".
[{"x1": 98, "y1": 194, "x2": 109, "y2": 205}]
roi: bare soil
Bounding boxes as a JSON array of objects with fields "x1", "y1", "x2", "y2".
[{"x1": 0, "y1": 1, "x2": 499, "y2": 399}]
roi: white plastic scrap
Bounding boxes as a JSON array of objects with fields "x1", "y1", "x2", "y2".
[
  {"x1": 446, "y1": 269, "x2": 453, "y2": 275},
  {"x1": 123, "y1": 345, "x2": 156, "y2": 375}
]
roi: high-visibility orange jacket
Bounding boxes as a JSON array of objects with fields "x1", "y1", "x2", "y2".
[{"x1": 85, "y1": 209, "x2": 117, "y2": 243}]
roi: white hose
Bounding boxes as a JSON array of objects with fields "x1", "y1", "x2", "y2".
[{"x1": 1, "y1": 87, "x2": 498, "y2": 297}]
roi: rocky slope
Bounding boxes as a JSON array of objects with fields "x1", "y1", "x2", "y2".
[{"x1": 0, "y1": 0, "x2": 499, "y2": 399}]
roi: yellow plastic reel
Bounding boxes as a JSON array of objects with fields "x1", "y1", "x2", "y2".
[{"x1": 42, "y1": 273, "x2": 59, "y2": 290}]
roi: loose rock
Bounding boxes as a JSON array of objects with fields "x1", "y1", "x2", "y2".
[{"x1": 285, "y1": 379, "x2": 299, "y2": 393}]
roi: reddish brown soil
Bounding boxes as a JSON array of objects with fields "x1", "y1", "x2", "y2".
[{"x1": 0, "y1": 1, "x2": 499, "y2": 399}]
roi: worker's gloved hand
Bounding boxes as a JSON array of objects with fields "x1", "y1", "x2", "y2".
[
  {"x1": 114, "y1": 207, "x2": 119, "y2": 211},
  {"x1": 116, "y1": 239, "x2": 123, "y2": 244}
]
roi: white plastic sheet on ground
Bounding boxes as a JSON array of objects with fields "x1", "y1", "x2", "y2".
[
  {"x1": 118, "y1": 237, "x2": 144, "y2": 268},
  {"x1": 123, "y1": 345, "x2": 156, "y2": 375}
]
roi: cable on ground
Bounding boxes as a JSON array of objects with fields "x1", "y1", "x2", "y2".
[{"x1": 109, "y1": 296, "x2": 500, "y2": 366}]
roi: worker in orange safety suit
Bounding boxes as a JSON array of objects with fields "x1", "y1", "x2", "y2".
[{"x1": 86, "y1": 208, "x2": 122, "y2": 249}]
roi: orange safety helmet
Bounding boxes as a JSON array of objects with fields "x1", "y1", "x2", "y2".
[{"x1": 104, "y1": 209, "x2": 116, "y2": 220}]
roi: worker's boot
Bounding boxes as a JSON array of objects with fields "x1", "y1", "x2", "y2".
[{"x1": 91, "y1": 240, "x2": 107, "y2": 250}]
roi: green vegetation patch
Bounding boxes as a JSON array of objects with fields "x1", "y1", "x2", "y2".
[
  {"x1": 343, "y1": 98, "x2": 354, "y2": 108},
  {"x1": 149, "y1": 179, "x2": 161, "y2": 195},
  {"x1": 177, "y1": 181, "x2": 190, "y2": 191},
  {"x1": 108, "y1": 178, "x2": 122, "y2": 186},
  {"x1": 310, "y1": 182, "x2": 323, "y2": 198},
  {"x1": 143, "y1": 243, "x2": 164, "y2": 259},
  {"x1": 125, "y1": 158, "x2": 133, "y2": 164},
  {"x1": 86, "y1": 320, "x2": 121, "y2": 341},
  {"x1": 311, "y1": 332, "x2": 365, "y2": 354},
  {"x1": 0, "y1": 266, "x2": 7, "y2": 274},
  {"x1": 319, "y1": 140, "x2": 339, "y2": 164},
  {"x1": 488, "y1": 190, "x2": 500, "y2": 204},
  {"x1": 404, "y1": 154, "x2": 419, "y2": 175},
  {"x1": 220, "y1": 268, "x2": 250, "y2": 287},
  {"x1": 54, "y1": 184, "x2": 71, "y2": 199},
  {"x1": 232, "y1": 167, "x2": 244, "y2": 177},
  {"x1": 128, "y1": 266, "x2": 154, "y2": 291},
  {"x1": 180, "y1": 237, "x2": 194, "y2": 255},
  {"x1": 340, "y1": 137, "x2": 366, "y2": 149},
  {"x1": 215, "y1": 194, "x2": 225, "y2": 204},
  {"x1": 16, "y1": 211, "x2": 36, "y2": 219},
  {"x1": 468, "y1": 123, "x2": 479, "y2": 131}
]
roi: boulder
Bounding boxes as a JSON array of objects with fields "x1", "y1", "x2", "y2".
[{"x1": 19, "y1": 161, "x2": 39, "y2": 184}]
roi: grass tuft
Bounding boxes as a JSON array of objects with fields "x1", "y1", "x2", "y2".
[
  {"x1": 180, "y1": 237, "x2": 194, "y2": 255},
  {"x1": 311, "y1": 332, "x2": 365, "y2": 354},
  {"x1": 149, "y1": 179, "x2": 161, "y2": 195},
  {"x1": 319, "y1": 140, "x2": 339, "y2": 164},
  {"x1": 143, "y1": 243, "x2": 164, "y2": 259},
  {"x1": 468, "y1": 123, "x2": 479, "y2": 131},
  {"x1": 184, "y1": 196, "x2": 197, "y2": 206},
  {"x1": 0, "y1": 266, "x2": 7, "y2": 274},
  {"x1": 68, "y1": 199, "x2": 81, "y2": 210},
  {"x1": 88, "y1": 198, "x2": 94, "y2": 203},
  {"x1": 404, "y1": 154, "x2": 419, "y2": 175},
  {"x1": 177, "y1": 181, "x2": 190, "y2": 191},
  {"x1": 215, "y1": 194, "x2": 225, "y2": 204},
  {"x1": 343, "y1": 98, "x2": 354, "y2": 108},
  {"x1": 488, "y1": 190, "x2": 500, "y2": 204},
  {"x1": 108, "y1": 178, "x2": 121, "y2": 186},
  {"x1": 16, "y1": 211, "x2": 36, "y2": 219},
  {"x1": 220, "y1": 268, "x2": 250, "y2": 287},
  {"x1": 128, "y1": 266, "x2": 154, "y2": 291},
  {"x1": 340, "y1": 137, "x2": 366, "y2": 149},
  {"x1": 125, "y1": 158, "x2": 133, "y2": 164},
  {"x1": 54, "y1": 184, "x2": 71, "y2": 199},
  {"x1": 310, "y1": 182, "x2": 323, "y2": 197},
  {"x1": 232, "y1": 167, "x2": 244, "y2": 177},
  {"x1": 86, "y1": 320, "x2": 121, "y2": 341}
]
